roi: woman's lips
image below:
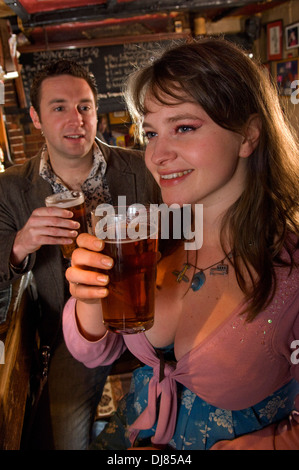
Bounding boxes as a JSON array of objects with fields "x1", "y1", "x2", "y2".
[{"x1": 159, "y1": 169, "x2": 193, "y2": 185}]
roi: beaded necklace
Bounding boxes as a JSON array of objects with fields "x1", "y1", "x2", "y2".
[{"x1": 172, "y1": 252, "x2": 232, "y2": 291}]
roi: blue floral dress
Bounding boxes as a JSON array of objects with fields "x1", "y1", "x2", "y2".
[{"x1": 90, "y1": 345, "x2": 299, "y2": 450}]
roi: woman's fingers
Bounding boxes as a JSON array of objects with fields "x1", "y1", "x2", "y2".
[
  {"x1": 66, "y1": 266, "x2": 109, "y2": 301},
  {"x1": 66, "y1": 265, "x2": 109, "y2": 286},
  {"x1": 72, "y1": 233, "x2": 113, "y2": 271},
  {"x1": 76, "y1": 232, "x2": 104, "y2": 250},
  {"x1": 66, "y1": 233, "x2": 113, "y2": 301},
  {"x1": 69, "y1": 283, "x2": 108, "y2": 302},
  {"x1": 71, "y1": 247, "x2": 113, "y2": 271}
]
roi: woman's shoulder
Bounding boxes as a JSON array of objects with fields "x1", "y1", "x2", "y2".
[
  {"x1": 275, "y1": 237, "x2": 298, "y2": 295},
  {"x1": 279, "y1": 232, "x2": 299, "y2": 264}
]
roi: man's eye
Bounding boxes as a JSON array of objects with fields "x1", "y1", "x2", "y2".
[
  {"x1": 54, "y1": 106, "x2": 64, "y2": 112},
  {"x1": 79, "y1": 105, "x2": 91, "y2": 112}
]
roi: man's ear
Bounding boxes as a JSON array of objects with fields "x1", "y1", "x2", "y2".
[
  {"x1": 239, "y1": 114, "x2": 261, "y2": 158},
  {"x1": 29, "y1": 106, "x2": 42, "y2": 130}
]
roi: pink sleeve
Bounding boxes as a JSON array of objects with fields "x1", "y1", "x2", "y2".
[{"x1": 62, "y1": 297, "x2": 126, "y2": 368}]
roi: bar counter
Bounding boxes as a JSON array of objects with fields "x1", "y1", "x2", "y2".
[{"x1": 0, "y1": 273, "x2": 36, "y2": 450}]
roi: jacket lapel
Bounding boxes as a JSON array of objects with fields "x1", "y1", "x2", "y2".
[
  {"x1": 98, "y1": 139, "x2": 138, "y2": 205},
  {"x1": 21, "y1": 152, "x2": 52, "y2": 215}
]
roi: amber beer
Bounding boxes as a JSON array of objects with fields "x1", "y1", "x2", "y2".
[
  {"x1": 93, "y1": 205, "x2": 159, "y2": 334},
  {"x1": 45, "y1": 191, "x2": 87, "y2": 259}
]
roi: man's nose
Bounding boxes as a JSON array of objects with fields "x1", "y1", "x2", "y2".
[{"x1": 68, "y1": 107, "x2": 84, "y2": 125}]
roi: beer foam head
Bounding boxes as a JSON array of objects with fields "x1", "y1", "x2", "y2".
[{"x1": 45, "y1": 190, "x2": 84, "y2": 208}]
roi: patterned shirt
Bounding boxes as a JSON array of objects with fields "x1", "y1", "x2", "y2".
[{"x1": 39, "y1": 142, "x2": 113, "y2": 231}]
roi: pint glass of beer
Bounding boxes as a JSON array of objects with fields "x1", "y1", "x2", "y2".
[
  {"x1": 92, "y1": 204, "x2": 159, "y2": 334},
  {"x1": 45, "y1": 190, "x2": 88, "y2": 259}
]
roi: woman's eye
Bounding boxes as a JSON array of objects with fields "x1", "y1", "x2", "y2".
[
  {"x1": 144, "y1": 131, "x2": 157, "y2": 141},
  {"x1": 177, "y1": 125, "x2": 196, "y2": 133}
]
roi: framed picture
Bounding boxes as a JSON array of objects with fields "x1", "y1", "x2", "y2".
[
  {"x1": 276, "y1": 58, "x2": 299, "y2": 96},
  {"x1": 267, "y1": 20, "x2": 283, "y2": 60},
  {"x1": 285, "y1": 22, "x2": 299, "y2": 49}
]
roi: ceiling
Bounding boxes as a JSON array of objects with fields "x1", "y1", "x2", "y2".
[{"x1": 0, "y1": 0, "x2": 289, "y2": 49}]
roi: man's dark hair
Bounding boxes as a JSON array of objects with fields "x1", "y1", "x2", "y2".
[{"x1": 30, "y1": 59, "x2": 98, "y2": 116}]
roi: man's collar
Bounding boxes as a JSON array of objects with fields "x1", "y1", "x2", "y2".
[{"x1": 39, "y1": 141, "x2": 107, "y2": 184}]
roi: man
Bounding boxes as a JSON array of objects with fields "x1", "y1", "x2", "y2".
[{"x1": 0, "y1": 60, "x2": 161, "y2": 449}]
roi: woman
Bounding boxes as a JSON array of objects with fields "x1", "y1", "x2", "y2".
[{"x1": 63, "y1": 38, "x2": 299, "y2": 450}]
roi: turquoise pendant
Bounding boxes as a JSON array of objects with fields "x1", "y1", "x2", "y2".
[{"x1": 191, "y1": 271, "x2": 206, "y2": 291}]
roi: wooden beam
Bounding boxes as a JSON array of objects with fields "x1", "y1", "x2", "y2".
[{"x1": 18, "y1": 31, "x2": 190, "y2": 53}]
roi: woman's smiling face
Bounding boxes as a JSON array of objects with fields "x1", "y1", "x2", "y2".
[{"x1": 143, "y1": 95, "x2": 249, "y2": 211}]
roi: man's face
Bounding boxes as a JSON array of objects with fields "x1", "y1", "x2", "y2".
[{"x1": 30, "y1": 74, "x2": 98, "y2": 162}]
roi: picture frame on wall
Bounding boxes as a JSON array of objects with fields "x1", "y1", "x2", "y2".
[
  {"x1": 276, "y1": 58, "x2": 299, "y2": 96},
  {"x1": 285, "y1": 22, "x2": 299, "y2": 49},
  {"x1": 267, "y1": 20, "x2": 283, "y2": 60}
]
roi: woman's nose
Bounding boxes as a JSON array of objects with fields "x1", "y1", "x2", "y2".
[{"x1": 149, "y1": 137, "x2": 176, "y2": 165}]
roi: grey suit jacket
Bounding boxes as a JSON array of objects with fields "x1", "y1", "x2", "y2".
[{"x1": 0, "y1": 139, "x2": 161, "y2": 345}]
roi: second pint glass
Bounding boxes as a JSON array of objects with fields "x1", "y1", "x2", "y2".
[{"x1": 45, "y1": 190, "x2": 88, "y2": 259}]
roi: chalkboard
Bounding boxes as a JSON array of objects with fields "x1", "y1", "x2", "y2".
[{"x1": 19, "y1": 40, "x2": 174, "y2": 113}]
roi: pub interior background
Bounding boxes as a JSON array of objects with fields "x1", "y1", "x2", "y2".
[{"x1": 0, "y1": 0, "x2": 299, "y2": 450}]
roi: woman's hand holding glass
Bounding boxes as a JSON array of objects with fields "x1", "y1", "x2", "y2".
[{"x1": 65, "y1": 233, "x2": 114, "y2": 340}]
